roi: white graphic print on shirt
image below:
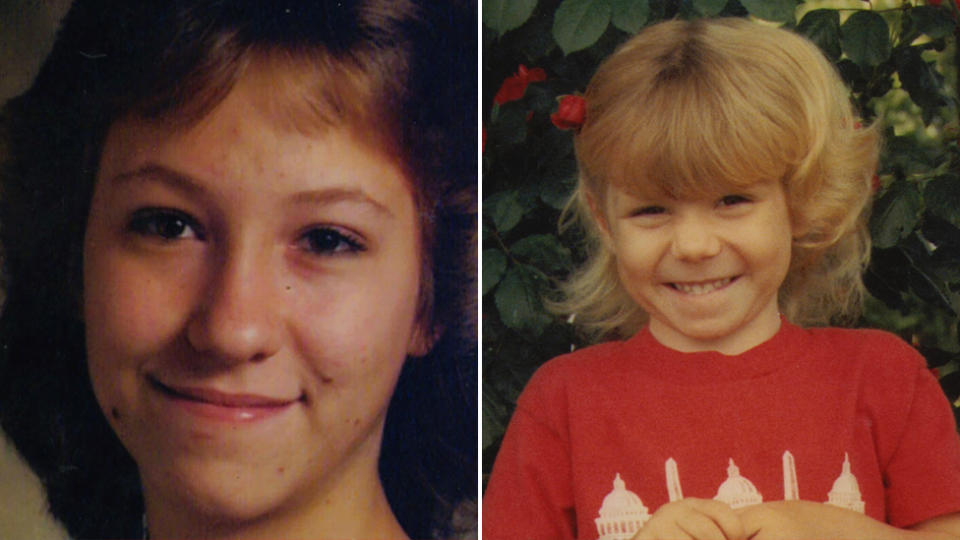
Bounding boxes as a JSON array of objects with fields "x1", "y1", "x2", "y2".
[{"x1": 594, "y1": 451, "x2": 865, "y2": 540}]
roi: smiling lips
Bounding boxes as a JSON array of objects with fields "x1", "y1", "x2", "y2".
[
  {"x1": 149, "y1": 376, "x2": 299, "y2": 422},
  {"x1": 668, "y1": 276, "x2": 736, "y2": 295}
]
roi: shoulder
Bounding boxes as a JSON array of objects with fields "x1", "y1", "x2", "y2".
[
  {"x1": 799, "y1": 325, "x2": 926, "y2": 373},
  {"x1": 526, "y1": 339, "x2": 630, "y2": 388},
  {"x1": 515, "y1": 339, "x2": 630, "y2": 409}
]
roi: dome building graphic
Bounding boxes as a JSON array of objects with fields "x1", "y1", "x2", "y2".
[
  {"x1": 825, "y1": 453, "x2": 865, "y2": 513},
  {"x1": 594, "y1": 451, "x2": 866, "y2": 534},
  {"x1": 714, "y1": 459, "x2": 763, "y2": 509},
  {"x1": 595, "y1": 473, "x2": 651, "y2": 540}
]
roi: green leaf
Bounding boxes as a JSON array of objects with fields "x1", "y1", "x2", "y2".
[
  {"x1": 611, "y1": 0, "x2": 649, "y2": 34},
  {"x1": 553, "y1": 0, "x2": 612, "y2": 55},
  {"x1": 925, "y1": 175, "x2": 960, "y2": 228},
  {"x1": 895, "y1": 46, "x2": 947, "y2": 113},
  {"x1": 539, "y1": 171, "x2": 577, "y2": 210},
  {"x1": 798, "y1": 9, "x2": 841, "y2": 61},
  {"x1": 511, "y1": 234, "x2": 573, "y2": 274},
  {"x1": 494, "y1": 264, "x2": 553, "y2": 337},
  {"x1": 483, "y1": 249, "x2": 508, "y2": 296},
  {"x1": 870, "y1": 180, "x2": 924, "y2": 249},
  {"x1": 488, "y1": 102, "x2": 528, "y2": 147},
  {"x1": 841, "y1": 11, "x2": 892, "y2": 68},
  {"x1": 483, "y1": 0, "x2": 538, "y2": 37},
  {"x1": 911, "y1": 5, "x2": 955, "y2": 40},
  {"x1": 692, "y1": 0, "x2": 727, "y2": 17},
  {"x1": 485, "y1": 190, "x2": 526, "y2": 234},
  {"x1": 513, "y1": 9, "x2": 557, "y2": 62},
  {"x1": 739, "y1": 0, "x2": 794, "y2": 23}
]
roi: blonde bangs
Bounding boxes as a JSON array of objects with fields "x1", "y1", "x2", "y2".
[
  {"x1": 577, "y1": 18, "x2": 848, "y2": 205},
  {"x1": 580, "y1": 72, "x2": 799, "y2": 201}
]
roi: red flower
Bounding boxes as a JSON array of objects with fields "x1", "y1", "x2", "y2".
[
  {"x1": 551, "y1": 94, "x2": 586, "y2": 131},
  {"x1": 494, "y1": 65, "x2": 546, "y2": 105}
]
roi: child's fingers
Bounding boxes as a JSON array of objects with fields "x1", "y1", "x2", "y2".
[
  {"x1": 677, "y1": 513, "x2": 734, "y2": 540},
  {"x1": 684, "y1": 498, "x2": 747, "y2": 539},
  {"x1": 635, "y1": 498, "x2": 745, "y2": 540}
]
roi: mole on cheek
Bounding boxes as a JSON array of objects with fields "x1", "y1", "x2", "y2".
[{"x1": 110, "y1": 407, "x2": 122, "y2": 421}]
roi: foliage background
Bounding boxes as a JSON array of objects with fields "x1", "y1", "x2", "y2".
[{"x1": 482, "y1": 0, "x2": 960, "y2": 483}]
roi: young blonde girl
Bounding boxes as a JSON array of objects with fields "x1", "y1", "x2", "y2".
[{"x1": 484, "y1": 18, "x2": 960, "y2": 539}]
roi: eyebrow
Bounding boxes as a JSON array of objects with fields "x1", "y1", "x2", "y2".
[
  {"x1": 109, "y1": 163, "x2": 207, "y2": 197},
  {"x1": 108, "y1": 163, "x2": 394, "y2": 217}
]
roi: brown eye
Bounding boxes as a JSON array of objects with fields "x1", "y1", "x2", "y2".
[
  {"x1": 718, "y1": 195, "x2": 750, "y2": 207},
  {"x1": 631, "y1": 205, "x2": 667, "y2": 217},
  {"x1": 128, "y1": 208, "x2": 203, "y2": 240},
  {"x1": 298, "y1": 227, "x2": 365, "y2": 255}
]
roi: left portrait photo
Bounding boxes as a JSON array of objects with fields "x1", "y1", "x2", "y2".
[{"x1": 0, "y1": 1, "x2": 478, "y2": 539}]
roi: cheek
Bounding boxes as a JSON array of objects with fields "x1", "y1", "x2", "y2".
[
  {"x1": 84, "y1": 255, "x2": 192, "y2": 361},
  {"x1": 288, "y1": 238, "x2": 422, "y2": 370},
  {"x1": 292, "y1": 275, "x2": 420, "y2": 378},
  {"x1": 613, "y1": 239, "x2": 659, "y2": 287},
  {"x1": 755, "y1": 222, "x2": 794, "y2": 280}
]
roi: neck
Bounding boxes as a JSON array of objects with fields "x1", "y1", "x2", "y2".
[
  {"x1": 142, "y1": 435, "x2": 408, "y2": 539},
  {"x1": 145, "y1": 474, "x2": 407, "y2": 540},
  {"x1": 649, "y1": 303, "x2": 783, "y2": 355}
]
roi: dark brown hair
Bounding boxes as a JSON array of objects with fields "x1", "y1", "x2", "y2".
[{"x1": 0, "y1": 1, "x2": 476, "y2": 538}]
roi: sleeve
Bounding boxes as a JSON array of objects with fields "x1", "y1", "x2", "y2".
[
  {"x1": 483, "y1": 364, "x2": 577, "y2": 540},
  {"x1": 879, "y1": 342, "x2": 960, "y2": 528}
]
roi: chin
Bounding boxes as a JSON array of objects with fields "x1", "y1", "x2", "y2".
[{"x1": 146, "y1": 455, "x2": 302, "y2": 524}]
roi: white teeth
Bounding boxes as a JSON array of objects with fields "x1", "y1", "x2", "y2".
[{"x1": 671, "y1": 277, "x2": 732, "y2": 295}]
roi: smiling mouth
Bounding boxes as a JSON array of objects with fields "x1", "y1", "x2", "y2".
[
  {"x1": 147, "y1": 375, "x2": 299, "y2": 408},
  {"x1": 668, "y1": 277, "x2": 736, "y2": 295}
]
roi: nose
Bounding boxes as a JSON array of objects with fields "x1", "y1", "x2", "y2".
[
  {"x1": 669, "y1": 212, "x2": 722, "y2": 261},
  {"x1": 186, "y1": 241, "x2": 282, "y2": 366}
]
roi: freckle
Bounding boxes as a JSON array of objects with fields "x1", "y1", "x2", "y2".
[
  {"x1": 285, "y1": 285, "x2": 291, "y2": 291},
  {"x1": 277, "y1": 467, "x2": 285, "y2": 475},
  {"x1": 353, "y1": 418, "x2": 360, "y2": 426}
]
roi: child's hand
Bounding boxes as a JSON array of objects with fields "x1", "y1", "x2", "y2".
[
  {"x1": 736, "y1": 500, "x2": 899, "y2": 540},
  {"x1": 632, "y1": 498, "x2": 745, "y2": 540}
]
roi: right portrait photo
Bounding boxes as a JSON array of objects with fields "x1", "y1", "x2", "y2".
[{"x1": 482, "y1": 1, "x2": 960, "y2": 538}]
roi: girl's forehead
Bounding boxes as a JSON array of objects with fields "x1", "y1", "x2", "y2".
[
  {"x1": 134, "y1": 55, "x2": 404, "y2": 175},
  {"x1": 608, "y1": 171, "x2": 766, "y2": 202}
]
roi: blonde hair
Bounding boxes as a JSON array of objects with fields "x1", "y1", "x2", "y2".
[{"x1": 555, "y1": 18, "x2": 880, "y2": 340}]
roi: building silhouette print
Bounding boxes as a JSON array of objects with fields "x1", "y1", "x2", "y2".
[
  {"x1": 594, "y1": 473, "x2": 650, "y2": 540},
  {"x1": 595, "y1": 451, "x2": 866, "y2": 537},
  {"x1": 714, "y1": 458, "x2": 763, "y2": 508},
  {"x1": 783, "y1": 450, "x2": 799, "y2": 500},
  {"x1": 825, "y1": 453, "x2": 865, "y2": 513}
]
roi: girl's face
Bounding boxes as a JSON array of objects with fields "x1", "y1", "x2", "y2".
[
  {"x1": 601, "y1": 179, "x2": 794, "y2": 355},
  {"x1": 83, "y1": 66, "x2": 427, "y2": 533}
]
